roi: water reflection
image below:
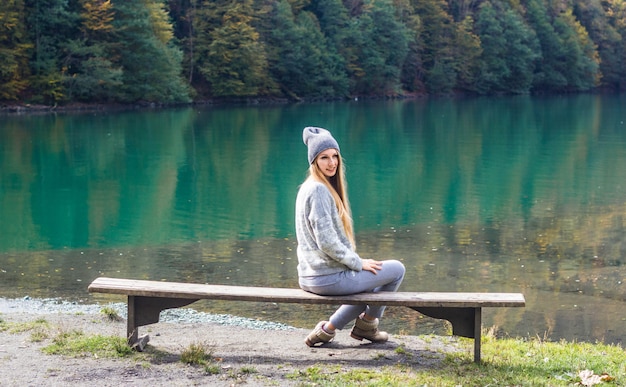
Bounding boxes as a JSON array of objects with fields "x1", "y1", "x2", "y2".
[{"x1": 1, "y1": 94, "x2": 625, "y2": 345}]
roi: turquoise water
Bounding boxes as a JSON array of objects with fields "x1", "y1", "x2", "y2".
[{"x1": 1, "y1": 94, "x2": 625, "y2": 344}]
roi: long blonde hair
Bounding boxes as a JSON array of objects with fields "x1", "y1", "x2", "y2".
[{"x1": 308, "y1": 152, "x2": 356, "y2": 248}]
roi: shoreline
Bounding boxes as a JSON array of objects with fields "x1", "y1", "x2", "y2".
[{"x1": 0, "y1": 93, "x2": 448, "y2": 115}]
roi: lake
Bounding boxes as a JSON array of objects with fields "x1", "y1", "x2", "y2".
[{"x1": 1, "y1": 94, "x2": 625, "y2": 345}]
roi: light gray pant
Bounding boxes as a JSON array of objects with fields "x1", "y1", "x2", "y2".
[{"x1": 299, "y1": 260, "x2": 405, "y2": 330}]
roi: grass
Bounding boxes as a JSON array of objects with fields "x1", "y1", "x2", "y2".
[
  {"x1": 42, "y1": 330, "x2": 134, "y2": 358},
  {"x1": 179, "y1": 342, "x2": 260, "y2": 378},
  {"x1": 0, "y1": 317, "x2": 49, "y2": 334},
  {"x1": 240, "y1": 365, "x2": 257, "y2": 374},
  {"x1": 180, "y1": 342, "x2": 214, "y2": 365},
  {"x1": 0, "y1": 317, "x2": 51, "y2": 342},
  {"x1": 286, "y1": 335, "x2": 626, "y2": 386},
  {"x1": 0, "y1": 317, "x2": 132, "y2": 357},
  {"x1": 100, "y1": 306, "x2": 123, "y2": 322}
]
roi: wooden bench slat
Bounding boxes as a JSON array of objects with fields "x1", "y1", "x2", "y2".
[{"x1": 88, "y1": 277, "x2": 525, "y2": 308}]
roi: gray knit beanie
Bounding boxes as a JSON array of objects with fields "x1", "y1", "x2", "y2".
[{"x1": 302, "y1": 126, "x2": 340, "y2": 164}]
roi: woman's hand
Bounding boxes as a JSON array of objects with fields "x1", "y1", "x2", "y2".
[{"x1": 361, "y1": 259, "x2": 383, "y2": 274}]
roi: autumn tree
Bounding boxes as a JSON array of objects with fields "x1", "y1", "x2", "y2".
[
  {"x1": 0, "y1": 0, "x2": 31, "y2": 100},
  {"x1": 194, "y1": 0, "x2": 273, "y2": 97}
]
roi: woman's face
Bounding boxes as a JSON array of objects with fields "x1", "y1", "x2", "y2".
[{"x1": 315, "y1": 148, "x2": 339, "y2": 178}]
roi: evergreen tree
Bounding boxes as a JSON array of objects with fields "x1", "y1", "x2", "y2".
[
  {"x1": 475, "y1": 1, "x2": 508, "y2": 93},
  {"x1": 411, "y1": 0, "x2": 457, "y2": 94},
  {"x1": 167, "y1": 0, "x2": 196, "y2": 83},
  {"x1": 194, "y1": 0, "x2": 273, "y2": 97},
  {"x1": 0, "y1": 0, "x2": 31, "y2": 100},
  {"x1": 610, "y1": 0, "x2": 626, "y2": 89},
  {"x1": 573, "y1": 0, "x2": 623, "y2": 90},
  {"x1": 397, "y1": 1, "x2": 426, "y2": 93},
  {"x1": 525, "y1": 0, "x2": 571, "y2": 91},
  {"x1": 476, "y1": 2, "x2": 539, "y2": 94},
  {"x1": 553, "y1": 9, "x2": 600, "y2": 90},
  {"x1": 267, "y1": 0, "x2": 347, "y2": 98},
  {"x1": 305, "y1": 0, "x2": 366, "y2": 94},
  {"x1": 309, "y1": 0, "x2": 349, "y2": 40},
  {"x1": 62, "y1": 0, "x2": 122, "y2": 102},
  {"x1": 111, "y1": 0, "x2": 190, "y2": 103},
  {"x1": 348, "y1": 0, "x2": 409, "y2": 95},
  {"x1": 446, "y1": 0, "x2": 481, "y2": 22},
  {"x1": 500, "y1": 7, "x2": 539, "y2": 93},
  {"x1": 25, "y1": 0, "x2": 79, "y2": 103},
  {"x1": 451, "y1": 15, "x2": 481, "y2": 92}
]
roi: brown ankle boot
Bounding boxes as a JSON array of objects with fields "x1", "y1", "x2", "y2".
[
  {"x1": 305, "y1": 321, "x2": 335, "y2": 347},
  {"x1": 350, "y1": 315, "x2": 389, "y2": 343}
]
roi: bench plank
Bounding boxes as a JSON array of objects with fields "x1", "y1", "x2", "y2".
[
  {"x1": 88, "y1": 277, "x2": 525, "y2": 307},
  {"x1": 88, "y1": 277, "x2": 525, "y2": 363}
]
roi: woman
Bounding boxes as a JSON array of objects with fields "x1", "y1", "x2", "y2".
[{"x1": 295, "y1": 126, "x2": 406, "y2": 346}]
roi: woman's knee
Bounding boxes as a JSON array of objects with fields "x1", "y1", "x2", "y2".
[{"x1": 383, "y1": 259, "x2": 406, "y2": 277}]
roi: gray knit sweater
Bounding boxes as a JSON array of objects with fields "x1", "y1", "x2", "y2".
[{"x1": 295, "y1": 179, "x2": 363, "y2": 278}]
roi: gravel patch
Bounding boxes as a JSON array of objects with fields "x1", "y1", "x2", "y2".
[{"x1": 0, "y1": 297, "x2": 296, "y2": 331}]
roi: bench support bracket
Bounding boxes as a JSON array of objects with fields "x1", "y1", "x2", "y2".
[
  {"x1": 411, "y1": 307, "x2": 482, "y2": 363},
  {"x1": 127, "y1": 296, "x2": 199, "y2": 350}
]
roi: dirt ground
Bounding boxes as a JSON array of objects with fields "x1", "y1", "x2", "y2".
[{"x1": 0, "y1": 308, "x2": 465, "y2": 386}]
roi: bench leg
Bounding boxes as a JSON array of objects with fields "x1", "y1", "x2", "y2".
[
  {"x1": 474, "y1": 308, "x2": 481, "y2": 363},
  {"x1": 127, "y1": 296, "x2": 199, "y2": 351},
  {"x1": 411, "y1": 306, "x2": 482, "y2": 363}
]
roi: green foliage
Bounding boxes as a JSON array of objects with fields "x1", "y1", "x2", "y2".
[
  {"x1": 0, "y1": 0, "x2": 31, "y2": 100},
  {"x1": 266, "y1": 1, "x2": 348, "y2": 98},
  {"x1": 607, "y1": 0, "x2": 626, "y2": 90},
  {"x1": 196, "y1": 0, "x2": 271, "y2": 97},
  {"x1": 553, "y1": 10, "x2": 600, "y2": 90},
  {"x1": 111, "y1": 1, "x2": 190, "y2": 103},
  {"x1": 525, "y1": 0, "x2": 568, "y2": 90},
  {"x1": 475, "y1": 1, "x2": 539, "y2": 94},
  {"x1": 350, "y1": 0, "x2": 409, "y2": 95},
  {"x1": 62, "y1": 38, "x2": 123, "y2": 102},
  {"x1": 61, "y1": 0, "x2": 121, "y2": 102},
  {"x1": 475, "y1": 2, "x2": 509, "y2": 93},
  {"x1": 573, "y1": 0, "x2": 623, "y2": 89},
  {"x1": 412, "y1": 0, "x2": 457, "y2": 94},
  {"x1": 3, "y1": 0, "x2": 626, "y2": 103},
  {"x1": 451, "y1": 16, "x2": 482, "y2": 92},
  {"x1": 500, "y1": 7, "x2": 540, "y2": 93},
  {"x1": 24, "y1": 0, "x2": 81, "y2": 103},
  {"x1": 398, "y1": 4, "x2": 425, "y2": 92}
]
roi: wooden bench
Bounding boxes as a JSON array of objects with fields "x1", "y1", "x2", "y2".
[{"x1": 88, "y1": 277, "x2": 525, "y2": 363}]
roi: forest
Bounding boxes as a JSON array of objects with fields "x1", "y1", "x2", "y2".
[{"x1": 1, "y1": 0, "x2": 625, "y2": 105}]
